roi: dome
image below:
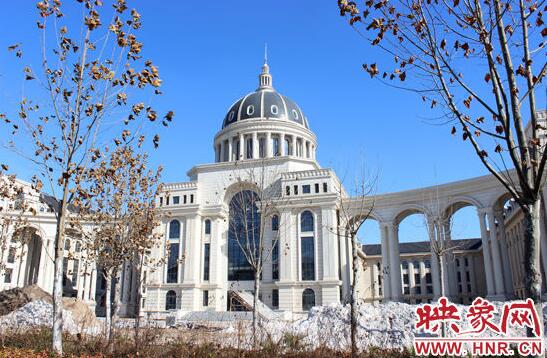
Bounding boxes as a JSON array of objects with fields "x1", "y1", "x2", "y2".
[{"x1": 221, "y1": 63, "x2": 310, "y2": 130}]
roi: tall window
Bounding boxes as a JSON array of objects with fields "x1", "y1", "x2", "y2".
[
  {"x1": 235, "y1": 139, "x2": 241, "y2": 159},
  {"x1": 272, "y1": 241, "x2": 279, "y2": 281},
  {"x1": 167, "y1": 220, "x2": 180, "y2": 283},
  {"x1": 301, "y1": 211, "x2": 314, "y2": 232},
  {"x1": 272, "y1": 289, "x2": 279, "y2": 309},
  {"x1": 169, "y1": 220, "x2": 180, "y2": 239},
  {"x1": 228, "y1": 190, "x2": 260, "y2": 281},
  {"x1": 300, "y1": 211, "x2": 315, "y2": 281},
  {"x1": 259, "y1": 137, "x2": 266, "y2": 158},
  {"x1": 246, "y1": 138, "x2": 253, "y2": 159},
  {"x1": 302, "y1": 288, "x2": 315, "y2": 311},
  {"x1": 273, "y1": 137, "x2": 280, "y2": 156},
  {"x1": 301, "y1": 237, "x2": 315, "y2": 280},
  {"x1": 271, "y1": 215, "x2": 279, "y2": 231},
  {"x1": 204, "y1": 219, "x2": 211, "y2": 235},
  {"x1": 165, "y1": 290, "x2": 176, "y2": 310},
  {"x1": 284, "y1": 138, "x2": 290, "y2": 155},
  {"x1": 167, "y1": 243, "x2": 179, "y2": 283},
  {"x1": 203, "y1": 243, "x2": 210, "y2": 281}
]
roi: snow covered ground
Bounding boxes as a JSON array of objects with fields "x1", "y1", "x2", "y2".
[
  {"x1": 0, "y1": 300, "x2": 101, "y2": 335},
  {"x1": 1, "y1": 299, "x2": 546, "y2": 351}
]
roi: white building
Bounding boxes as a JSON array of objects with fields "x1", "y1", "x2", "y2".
[{"x1": 1, "y1": 62, "x2": 546, "y2": 318}]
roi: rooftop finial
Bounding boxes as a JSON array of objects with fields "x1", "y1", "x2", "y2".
[{"x1": 259, "y1": 44, "x2": 272, "y2": 89}]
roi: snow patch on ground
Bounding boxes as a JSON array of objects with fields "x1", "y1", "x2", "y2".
[{"x1": 0, "y1": 299, "x2": 101, "y2": 335}]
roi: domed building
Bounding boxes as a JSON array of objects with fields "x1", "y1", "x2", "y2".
[
  {"x1": 142, "y1": 62, "x2": 350, "y2": 315},
  {"x1": 2, "y1": 60, "x2": 546, "y2": 319}
]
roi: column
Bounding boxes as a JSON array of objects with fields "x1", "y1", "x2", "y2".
[
  {"x1": 321, "y1": 207, "x2": 338, "y2": 280},
  {"x1": 408, "y1": 261, "x2": 416, "y2": 299},
  {"x1": 387, "y1": 222, "x2": 402, "y2": 301},
  {"x1": 427, "y1": 220, "x2": 441, "y2": 298},
  {"x1": 291, "y1": 136, "x2": 297, "y2": 157},
  {"x1": 487, "y1": 208, "x2": 506, "y2": 296},
  {"x1": 228, "y1": 137, "x2": 233, "y2": 162},
  {"x1": 339, "y1": 226, "x2": 350, "y2": 301},
  {"x1": 380, "y1": 223, "x2": 392, "y2": 300},
  {"x1": 266, "y1": 132, "x2": 272, "y2": 157},
  {"x1": 495, "y1": 210, "x2": 514, "y2": 297},
  {"x1": 478, "y1": 210, "x2": 496, "y2": 298},
  {"x1": 279, "y1": 210, "x2": 294, "y2": 282},
  {"x1": 252, "y1": 132, "x2": 259, "y2": 159},
  {"x1": 239, "y1": 133, "x2": 244, "y2": 160},
  {"x1": 280, "y1": 133, "x2": 286, "y2": 156}
]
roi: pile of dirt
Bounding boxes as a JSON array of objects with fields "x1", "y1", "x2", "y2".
[
  {"x1": 0, "y1": 285, "x2": 52, "y2": 316},
  {"x1": 62, "y1": 297, "x2": 99, "y2": 329},
  {"x1": 0, "y1": 285, "x2": 100, "y2": 331}
]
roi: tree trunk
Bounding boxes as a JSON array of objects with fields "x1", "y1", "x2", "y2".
[
  {"x1": 438, "y1": 253, "x2": 446, "y2": 338},
  {"x1": 134, "y1": 257, "x2": 143, "y2": 354},
  {"x1": 252, "y1": 269, "x2": 260, "y2": 348},
  {"x1": 111, "y1": 267, "x2": 122, "y2": 351},
  {"x1": 522, "y1": 198, "x2": 543, "y2": 341},
  {"x1": 52, "y1": 183, "x2": 70, "y2": 355},
  {"x1": 104, "y1": 269, "x2": 112, "y2": 344},
  {"x1": 350, "y1": 232, "x2": 359, "y2": 357}
]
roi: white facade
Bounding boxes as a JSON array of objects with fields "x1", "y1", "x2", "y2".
[{"x1": 1, "y1": 63, "x2": 546, "y2": 318}]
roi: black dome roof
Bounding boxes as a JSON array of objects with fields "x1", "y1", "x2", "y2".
[{"x1": 222, "y1": 88, "x2": 309, "y2": 129}]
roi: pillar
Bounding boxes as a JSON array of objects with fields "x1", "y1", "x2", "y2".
[
  {"x1": 487, "y1": 208, "x2": 506, "y2": 297},
  {"x1": 478, "y1": 210, "x2": 496, "y2": 298},
  {"x1": 228, "y1": 137, "x2": 233, "y2": 162},
  {"x1": 495, "y1": 209, "x2": 514, "y2": 297},
  {"x1": 387, "y1": 222, "x2": 402, "y2": 301},
  {"x1": 239, "y1": 133, "x2": 244, "y2": 160},
  {"x1": 280, "y1": 133, "x2": 286, "y2": 156},
  {"x1": 321, "y1": 207, "x2": 338, "y2": 280},
  {"x1": 339, "y1": 227, "x2": 350, "y2": 301},
  {"x1": 380, "y1": 223, "x2": 392, "y2": 300}
]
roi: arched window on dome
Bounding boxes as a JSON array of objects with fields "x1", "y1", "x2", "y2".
[
  {"x1": 165, "y1": 290, "x2": 176, "y2": 310},
  {"x1": 271, "y1": 105, "x2": 279, "y2": 115},
  {"x1": 246, "y1": 105, "x2": 255, "y2": 116},
  {"x1": 302, "y1": 288, "x2": 315, "y2": 311}
]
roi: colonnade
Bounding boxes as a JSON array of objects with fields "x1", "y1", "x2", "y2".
[
  {"x1": 375, "y1": 205, "x2": 531, "y2": 302},
  {"x1": 215, "y1": 132, "x2": 316, "y2": 162}
]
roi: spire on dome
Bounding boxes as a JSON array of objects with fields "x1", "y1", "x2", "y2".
[{"x1": 258, "y1": 44, "x2": 273, "y2": 89}]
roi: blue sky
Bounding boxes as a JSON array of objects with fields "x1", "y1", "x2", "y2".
[{"x1": 0, "y1": 1, "x2": 501, "y2": 243}]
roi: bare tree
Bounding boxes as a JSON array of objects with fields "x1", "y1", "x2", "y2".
[
  {"x1": 334, "y1": 163, "x2": 377, "y2": 357},
  {"x1": 81, "y1": 145, "x2": 163, "y2": 350},
  {"x1": 1, "y1": 1, "x2": 172, "y2": 353},
  {"x1": 338, "y1": 0, "x2": 546, "y2": 339},
  {"x1": 224, "y1": 159, "x2": 289, "y2": 347}
]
